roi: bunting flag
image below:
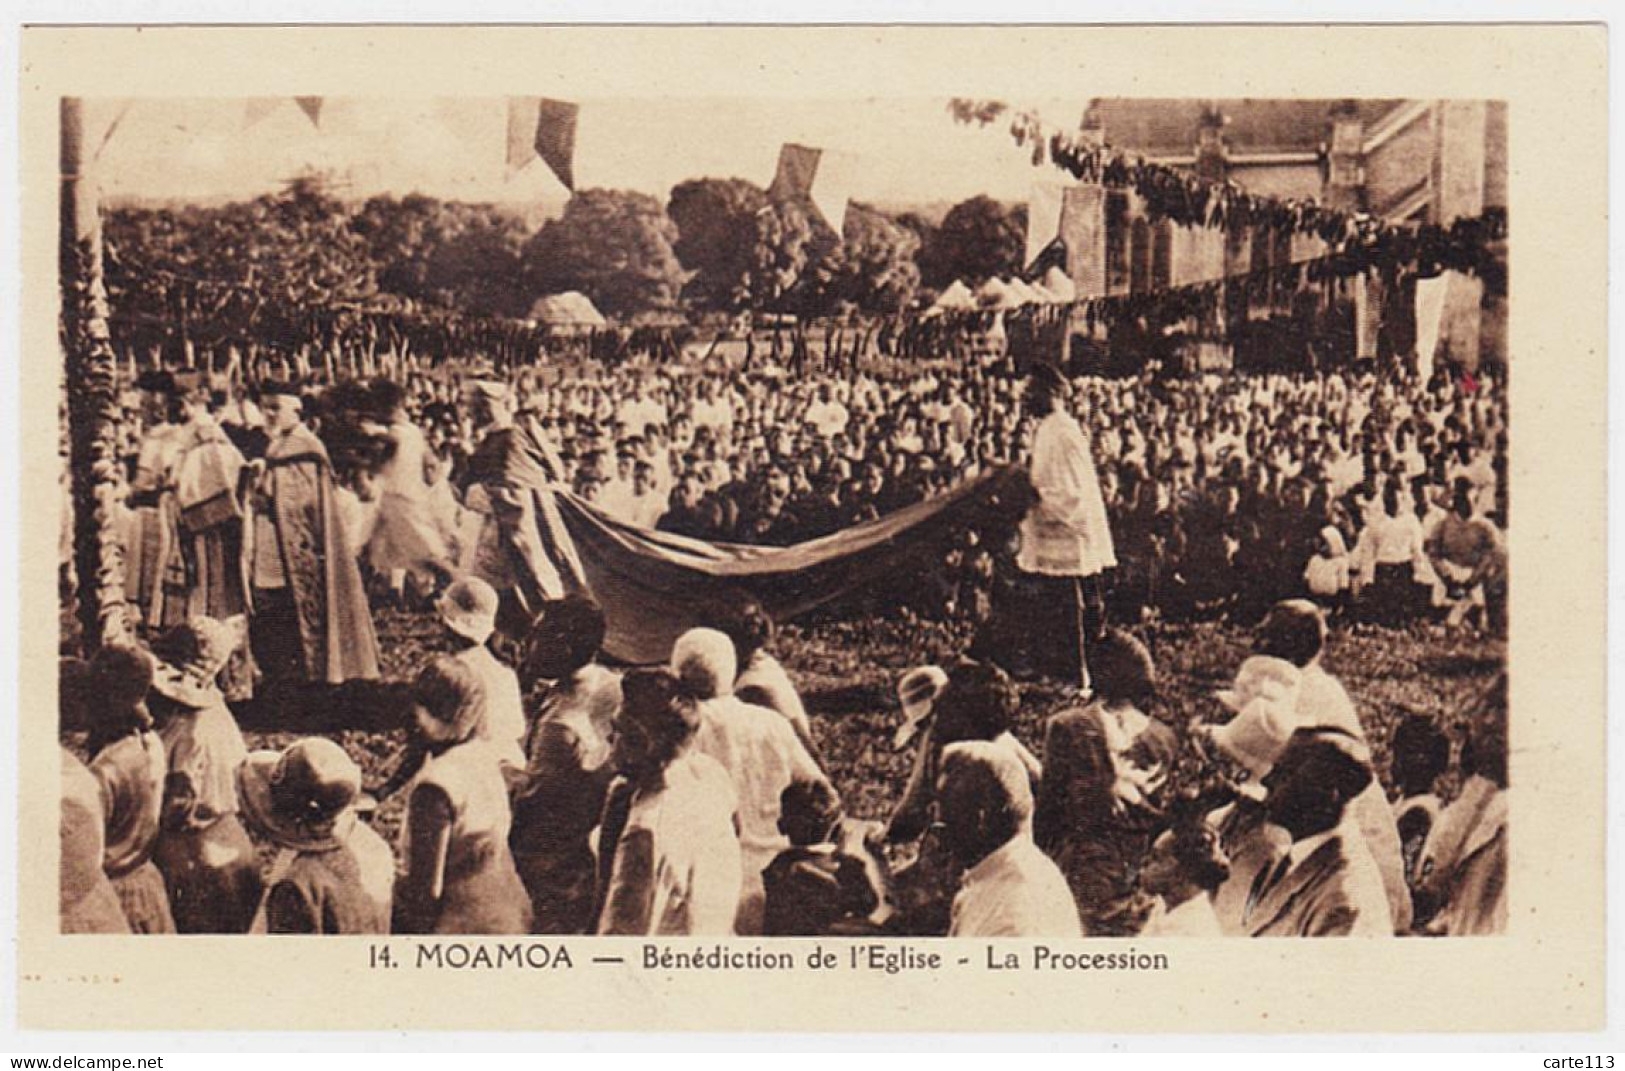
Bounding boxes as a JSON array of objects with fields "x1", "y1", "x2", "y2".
[
  {"x1": 1413, "y1": 272, "x2": 1449, "y2": 382},
  {"x1": 507, "y1": 97, "x2": 580, "y2": 190},
  {"x1": 294, "y1": 97, "x2": 325, "y2": 128},
  {"x1": 1025, "y1": 183, "x2": 1067, "y2": 269},
  {"x1": 534, "y1": 98, "x2": 579, "y2": 191},
  {"x1": 243, "y1": 98, "x2": 282, "y2": 129},
  {"x1": 506, "y1": 98, "x2": 540, "y2": 174},
  {"x1": 768, "y1": 143, "x2": 855, "y2": 233}
]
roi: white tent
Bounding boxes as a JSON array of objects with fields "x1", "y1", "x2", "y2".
[
  {"x1": 528, "y1": 291, "x2": 608, "y2": 331},
  {"x1": 975, "y1": 277, "x2": 1023, "y2": 311},
  {"x1": 1041, "y1": 266, "x2": 1077, "y2": 304},
  {"x1": 932, "y1": 279, "x2": 978, "y2": 312},
  {"x1": 1007, "y1": 278, "x2": 1047, "y2": 306}
]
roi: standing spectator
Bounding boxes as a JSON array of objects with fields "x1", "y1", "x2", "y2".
[
  {"x1": 394, "y1": 656, "x2": 532, "y2": 935},
  {"x1": 1352, "y1": 482, "x2": 1427, "y2": 626},
  {"x1": 1200, "y1": 655, "x2": 1301, "y2": 934},
  {"x1": 888, "y1": 661, "x2": 1041, "y2": 935},
  {"x1": 940, "y1": 741, "x2": 1081, "y2": 938},
  {"x1": 1254, "y1": 600, "x2": 1412, "y2": 933},
  {"x1": 510, "y1": 596, "x2": 621, "y2": 934},
  {"x1": 61, "y1": 749, "x2": 131, "y2": 934},
  {"x1": 596, "y1": 668, "x2": 742, "y2": 936},
  {"x1": 1415, "y1": 677, "x2": 1508, "y2": 936},
  {"x1": 670, "y1": 628, "x2": 826, "y2": 935},
  {"x1": 1388, "y1": 711, "x2": 1452, "y2": 916},
  {"x1": 149, "y1": 617, "x2": 261, "y2": 933},
  {"x1": 237, "y1": 738, "x2": 391, "y2": 935},
  {"x1": 712, "y1": 596, "x2": 819, "y2": 763},
  {"x1": 84, "y1": 646, "x2": 175, "y2": 934},
  {"x1": 436, "y1": 577, "x2": 526, "y2": 772}
]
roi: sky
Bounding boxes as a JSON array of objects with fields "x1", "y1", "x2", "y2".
[{"x1": 84, "y1": 95, "x2": 1093, "y2": 209}]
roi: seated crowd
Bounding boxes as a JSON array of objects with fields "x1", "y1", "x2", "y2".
[{"x1": 107, "y1": 356, "x2": 1507, "y2": 634}]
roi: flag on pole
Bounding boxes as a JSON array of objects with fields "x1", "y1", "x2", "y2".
[
  {"x1": 294, "y1": 97, "x2": 324, "y2": 128},
  {"x1": 769, "y1": 143, "x2": 856, "y2": 234},
  {"x1": 1025, "y1": 183, "x2": 1067, "y2": 269}
]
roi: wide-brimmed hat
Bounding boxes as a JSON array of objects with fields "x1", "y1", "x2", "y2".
[
  {"x1": 894, "y1": 665, "x2": 948, "y2": 750},
  {"x1": 148, "y1": 616, "x2": 236, "y2": 708},
  {"x1": 237, "y1": 738, "x2": 361, "y2": 853},
  {"x1": 1208, "y1": 657, "x2": 1305, "y2": 792},
  {"x1": 437, "y1": 576, "x2": 499, "y2": 646}
]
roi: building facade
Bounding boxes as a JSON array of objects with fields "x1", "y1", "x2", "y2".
[{"x1": 1050, "y1": 99, "x2": 1507, "y2": 371}]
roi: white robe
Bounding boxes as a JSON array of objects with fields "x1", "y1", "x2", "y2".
[{"x1": 1017, "y1": 409, "x2": 1116, "y2": 577}]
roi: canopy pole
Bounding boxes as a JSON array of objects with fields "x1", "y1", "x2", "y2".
[{"x1": 61, "y1": 97, "x2": 132, "y2": 650}]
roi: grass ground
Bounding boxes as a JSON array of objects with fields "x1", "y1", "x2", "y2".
[{"x1": 227, "y1": 608, "x2": 1505, "y2": 856}]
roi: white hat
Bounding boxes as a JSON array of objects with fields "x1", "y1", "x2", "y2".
[
  {"x1": 437, "y1": 576, "x2": 499, "y2": 645},
  {"x1": 1208, "y1": 656, "x2": 1305, "y2": 793},
  {"x1": 894, "y1": 665, "x2": 948, "y2": 750}
]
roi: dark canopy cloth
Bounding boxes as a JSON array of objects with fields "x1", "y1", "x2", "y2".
[{"x1": 547, "y1": 468, "x2": 1025, "y2": 664}]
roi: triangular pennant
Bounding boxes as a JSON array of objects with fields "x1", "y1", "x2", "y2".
[
  {"x1": 1025, "y1": 183, "x2": 1066, "y2": 269},
  {"x1": 294, "y1": 97, "x2": 324, "y2": 128},
  {"x1": 243, "y1": 98, "x2": 281, "y2": 130},
  {"x1": 807, "y1": 148, "x2": 857, "y2": 235},
  {"x1": 506, "y1": 97, "x2": 541, "y2": 175},
  {"x1": 534, "y1": 98, "x2": 579, "y2": 192}
]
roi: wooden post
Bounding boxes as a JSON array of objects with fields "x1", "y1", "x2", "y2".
[{"x1": 61, "y1": 97, "x2": 133, "y2": 650}]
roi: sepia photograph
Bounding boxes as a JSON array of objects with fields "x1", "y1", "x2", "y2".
[{"x1": 12, "y1": 22, "x2": 1607, "y2": 1037}]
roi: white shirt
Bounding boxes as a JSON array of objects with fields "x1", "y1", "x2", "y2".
[
  {"x1": 950, "y1": 834, "x2": 1082, "y2": 938},
  {"x1": 693, "y1": 695, "x2": 825, "y2": 934},
  {"x1": 453, "y1": 645, "x2": 527, "y2": 770}
]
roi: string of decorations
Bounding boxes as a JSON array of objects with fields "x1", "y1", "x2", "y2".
[{"x1": 946, "y1": 97, "x2": 1508, "y2": 266}]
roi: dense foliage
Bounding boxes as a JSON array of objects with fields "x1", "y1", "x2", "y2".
[{"x1": 104, "y1": 176, "x2": 1028, "y2": 330}]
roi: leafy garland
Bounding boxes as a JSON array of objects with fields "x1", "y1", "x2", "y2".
[{"x1": 946, "y1": 98, "x2": 1506, "y2": 292}]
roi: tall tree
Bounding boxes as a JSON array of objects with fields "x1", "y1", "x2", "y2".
[
  {"x1": 823, "y1": 203, "x2": 923, "y2": 314},
  {"x1": 522, "y1": 188, "x2": 687, "y2": 318},
  {"x1": 667, "y1": 177, "x2": 768, "y2": 310},
  {"x1": 919, "y1": 194, "x2": 1027, "y2": 288}
]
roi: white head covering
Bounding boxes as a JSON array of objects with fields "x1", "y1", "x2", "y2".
[{"x1": 670, "y1": 628, "x2": 737, "y2": 701}]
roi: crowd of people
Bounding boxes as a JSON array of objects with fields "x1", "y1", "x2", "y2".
[
  {"x1": 87, "y1": 351, "x2": 1507, "y2": 638},
  {"x1": 59, "y1": 348, "x2": 1509, "y2": 939},
  {"x1": 61, "y1": 590, "x2": 1508, "y2": 939}
]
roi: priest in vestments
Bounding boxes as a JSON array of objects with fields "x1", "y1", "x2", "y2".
[
  {"x1": 460, "y1": 380, "x2": 586, "y2": 640},
  {"x1": 160, "y1": 375, "x2": 255, "y2": 699},
  {"x1": 1016, "y1": 363, "x2": 1116, "y2": 693},
  {"x1": 248, "y1": 383, "x2": 379, "y2": 692}
]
